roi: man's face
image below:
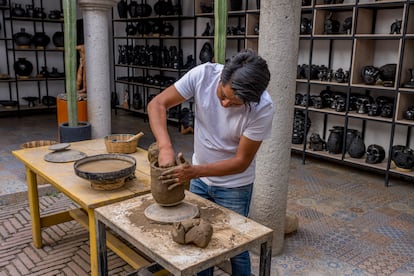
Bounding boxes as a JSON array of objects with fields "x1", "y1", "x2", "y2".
[{"x1": 216, "y1": 81, "x2": 244, "y2": 108}]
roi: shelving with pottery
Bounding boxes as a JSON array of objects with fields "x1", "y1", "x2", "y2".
[
  {"x1": 295, "y1": 0, "x2": 414, "y2": 184},
  {"x1": 0, "y1": 0, "x2": 65, "y2": 114}
]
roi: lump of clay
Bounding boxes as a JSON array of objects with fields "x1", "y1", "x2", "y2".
[{"x1": 171, "y1": 218, "x2": 213, "y2": 248}]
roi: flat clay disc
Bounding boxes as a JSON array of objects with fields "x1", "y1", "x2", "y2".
[
  {"x1": 44, "y1": 150, "x2": 87, "y2": 163},
  {"x1": 144, "y1": 201, "x2": 199, "y2": 224}
]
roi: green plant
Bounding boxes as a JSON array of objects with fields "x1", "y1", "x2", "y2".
[
  {"x1": 214, "y1": 0, "x2": 227, "y2": 64},
  {"x1": 63, "y1": 0, "x2": 77, "y2": 127}
]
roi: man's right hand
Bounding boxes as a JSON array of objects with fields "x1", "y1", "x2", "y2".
[{"x1": 158, "y1": 146, "x2": 176, "y2": 168}]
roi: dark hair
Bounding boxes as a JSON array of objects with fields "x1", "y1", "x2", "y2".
[{"x1": 221, "y1": 49, "x2": 270, "y2": 104}]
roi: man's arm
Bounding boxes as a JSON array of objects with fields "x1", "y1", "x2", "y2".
[{"x1": 147, "y1": 85, "x2": 186, "y2": 167}]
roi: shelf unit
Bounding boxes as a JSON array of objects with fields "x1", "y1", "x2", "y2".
[
  {"x1": 0, "y1": 0, "x2": 65, "y2": 116},
  {"x1": 111, "y1": 0, "x2": 261, "y2": 124},
  {"x1": 295, "y1": 0, "x2": 414, "y2": 185}
]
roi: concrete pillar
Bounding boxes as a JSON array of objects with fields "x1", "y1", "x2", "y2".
[
  {"x1": 78, "y1": 0, "x2": 117, "y2": 139},
  {"x1": 249, "y1": 0, "x2": 302, "y2": 255}
]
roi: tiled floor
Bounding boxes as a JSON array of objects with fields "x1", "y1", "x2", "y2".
[{"x1": 1, "y1": 110, "x2": 414, "y2": 275}]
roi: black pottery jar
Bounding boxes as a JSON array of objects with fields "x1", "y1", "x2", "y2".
[
  {"x1": 393, "y1": 148, "x2": 414, "y2": 171},
  {"x1": 117, "y1": 0, "x2": 128, "y2": 18},
  {"x1": 379, "y1": 63, "x2": 396, "y2": 86},
  {"x1": 14, "y1": 58, "x2": 33, "y2": 78},
  {"x1": 0, "y1": 0, "x2": 7, "y2": 7},
  {"x1": 154, "y1": 0, "x2": 173, "y2": 15},
  {"x1": 199, "y1": 42, "x2": 213, "y2": 63},
  {"x1": 327, "y1": 127, "x2": 343, "y2": 154},
  {"x1": 52, "y1": 31, "x2": 64, "y2": 48},
  {"x1": 136, "y1": 3, "x2": 152, "y2": 17},
  {"x1": 162, "y1": 22, "x2": 174, "y2": 36},
  {"x1": 12, "y1": 3, "x2": 25, "y2": 17},
  {"x1": 348, "y1": 134, "x2": 365, "y2": 158},
  {"x1": 14, "y1": 28, "x2": 32, "y2": 48},
  {"x1": 32, "y1": 32, "x2": 50, "y2": 49},
  {"x1": 345, "y1": 129, "x2": 358, "y2": 151},
  {"x1": 128, "y1": 0, "x2": 139, "y2": 18}
]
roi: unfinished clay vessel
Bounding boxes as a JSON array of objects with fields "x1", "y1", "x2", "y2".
[{"x1": 150, "y1": 161, "x2": 185, "y2": 206}]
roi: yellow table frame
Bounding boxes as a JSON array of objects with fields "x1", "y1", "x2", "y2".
[{"x1": 12, "y1": 139, "x2": 152, "y2": 276}]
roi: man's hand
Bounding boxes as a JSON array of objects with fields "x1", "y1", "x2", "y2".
[
  {"x1": 158, "y1": 146, "x2": 176, "y2": 168},
  {"x1": 159, "y1": 153, "x2": 193, "y2": 190}
]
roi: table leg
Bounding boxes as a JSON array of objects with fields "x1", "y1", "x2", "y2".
[
  {"x1": 26, "y1": 167, "x2": 42, "y2": 248},
  {"x1": 88, "y1": 209, "x2": 101, "y2": 276},
  {"x1": 259, "y1": 241, "x2": 272, "y2": 276},
  {"x1": 96, "y1": 219, "x2": 108, "y2": 276}
]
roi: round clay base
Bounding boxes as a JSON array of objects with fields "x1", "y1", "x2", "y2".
[{"x1": 144, "y1": 201, "x2": 199, "y2": 224}]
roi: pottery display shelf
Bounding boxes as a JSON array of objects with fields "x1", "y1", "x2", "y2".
[{"x1": 12, "y1": 138, "x2": 152, "y2": 276}]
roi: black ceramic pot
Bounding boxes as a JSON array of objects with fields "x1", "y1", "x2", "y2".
[
  {"x1": 345, "y1": 129, "x2": 358, "y2": 151},
  {"x1": 0, "y1": 0, "x2": 7, "y2": 7},
  {"x1": 199, "y1": 42, "x2": 213, "y2": 64},
  {"x1": 12, "y1": 3, "x2": 25, "y2": 17},
  {"x1": 125, "y1": 24, "x2": 137, "y2": 36},
  {"x1": 32, "y1": 32, "x2": 50, "y2": 48},
  {"x1": 42, "y1": 95, "x2": 56, "y2": 106},
  {"x1": 162, "y1": 23, "x2": 174, "y2": 36},
  {"x1": 14, "y1": 58, "x2": 33, "y2": 77},
  {"x1": 379, "y1": 63, "x2": 396, "y2": 82},
  {"x1": 52, "y1": 31, "x2": 64, "y2": 48},
  {"x1": 327, "y1": 128, "x2": 343, "y2": 154},
  {"x1": 14, "y1": 28, "x2": 32, "y2": 48},
  {"x1": 137, "y1": 3, "x2": 152, "y2": 17},
  {"x1": 154, "y1": 0, "x2": 172, "y2": 15},
  {"x1": 348, "y1": 134, "x2": 365, "y2": 158},
  {"x1": 117, "y1": 0, "x2": 128, "y2": 18},
  {"x1": 128, "y1": 0, "x2": 139, "y2": 18}
]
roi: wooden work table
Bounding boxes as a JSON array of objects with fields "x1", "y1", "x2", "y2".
[
  {"x1": 95, "y1": 191, "x2": 274, "y2": 276},
  {"x1": 12, "y1": 139, "x2": 152, "y2": 276}
]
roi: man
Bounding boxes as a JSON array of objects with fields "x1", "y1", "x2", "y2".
[{"x1": 148, "y1": 49, "x2": 274, "y2": 276}]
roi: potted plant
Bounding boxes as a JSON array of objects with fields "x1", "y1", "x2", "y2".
[{"x1": 59, "y1": 0, "x2": 91, "y2": 143}]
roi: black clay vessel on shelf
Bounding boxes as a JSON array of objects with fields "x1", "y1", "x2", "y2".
[
  {"x1": 348, "y1": 134, "x2": 365, "y2": 158},
  {"x1": 125, "y1": 24, "x2": 137, "y2": 36},
  {"x1": 52, "y1": 31, "x2": 64, "y2": 48},
  {"x1": 366, "y1": 144, "x2": 385, "y2": 164},
  {"x1": 162, "y1": 22, "x2": 174, "y2": 36},
  {"x1": 32, "y1": 32, "x2": 50, "y2": 49},
  {"x1": 361, "y1": 65, "x2": 380, "y2": 85},
  {"x1": 379, "y1": 63, "x2": 396, "y2": 86},
  {"x1": 14, "y1": 28, "x2": 32, "y2": 48},
  {"x1": 393, "y1": 148, "x2": 414, "y2": 170},
  {"x1": 128, "y1": 0, "x2": 139, "y2": 18},
  {"x1": 199, "y1": 42, "x2": 213, "y2": 64},
  {"x1": 0, "y1": 0, "x2": 7, "y2": 7},
  {"x1": 136, "y1": 3, "x2": 152, "y2": 17},
  {"x1": 12, "y1": 3, "x2": 25, "y2": 17},
  {"x1": 154, "y1": 0, "x2": 173, "y2": 15},
  {"x1": 345, "y1": 129, "x2": 358, "y2": 152},
  {"x1": 117, "y1": 0, "x2": 128, "y2": 18},
  {"x1": 14, "y1": 58, "x2": 33, "y2": 78},
  {"x1": 327, "y1": 128, "x2": 343, "y2": 154}
]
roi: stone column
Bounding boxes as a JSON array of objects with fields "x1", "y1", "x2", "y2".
[
  {"x1": 78, "y1": 0, "x2": 117, "y2": 139},
  {"x1": 249, "y1": 0, "x2": 302, "y2": 254}
]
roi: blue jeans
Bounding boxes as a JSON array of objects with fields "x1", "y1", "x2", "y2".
[{"x1": 190, "y1": 178, "x2": 253, "y2": 276}]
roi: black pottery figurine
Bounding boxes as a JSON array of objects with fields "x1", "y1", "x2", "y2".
[
  {"x1": 199, "y1": 42, "x2": 213, "y2": 64},
  {"x1": 390, "y1": 19, "x2": 402, "y2": 34}
]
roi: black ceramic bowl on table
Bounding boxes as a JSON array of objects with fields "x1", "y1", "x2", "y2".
[
  {"x1": 0, "y1": 100, "x2": 18, "y2": 108},
  {"x1": 74, "y1": 154, "x2": 137, "y2": 191}
]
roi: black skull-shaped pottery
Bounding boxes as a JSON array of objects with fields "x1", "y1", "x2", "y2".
[
  {"x1": 292, "y1": 110, "x2": 311, "y2": 144},
  {"x1": 348, "y1": 134, "x2": 365, "y2": 158},
  {"x1": 324, "y1": 12, "x2": 340, "y2": 34},
  {"x1": 403, "y1": 106, "x2": 414, "y2": 120},
  {"x1": 366, "y1": 144, "x2": 385, "y2": 164},
  {"x1": 393, "y1": 147, "x2": 414, "y2": 170},
  {"x1": 361, "y1": 65, "x2": 380, "y2": 85},
  {"x1": 309, "y1": 133, "x2": 326, "y2": 151},
  {"x1": 14, "y1": 58, "x2": 33, "y2": 78}
]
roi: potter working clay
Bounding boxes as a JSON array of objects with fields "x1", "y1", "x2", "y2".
[{"x1": 171, "y1": 218, "x2": 213, "y2": 248}]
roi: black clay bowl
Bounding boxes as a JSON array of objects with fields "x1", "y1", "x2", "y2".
[
  {"x1": 74, "y1": 154, "x2": 136, "y2": 188},
  {"x1": 0, "y1": 100, "x2": 18, "y2": 107}
]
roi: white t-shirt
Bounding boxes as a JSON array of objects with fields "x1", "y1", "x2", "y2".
[{"x1": 174, "y1": 62, "x2": 274, "y2": 188}]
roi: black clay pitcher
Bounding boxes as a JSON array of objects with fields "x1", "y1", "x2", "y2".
[{"x1": 117, "y1": 0, "x2": 128, "y2": 18}]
